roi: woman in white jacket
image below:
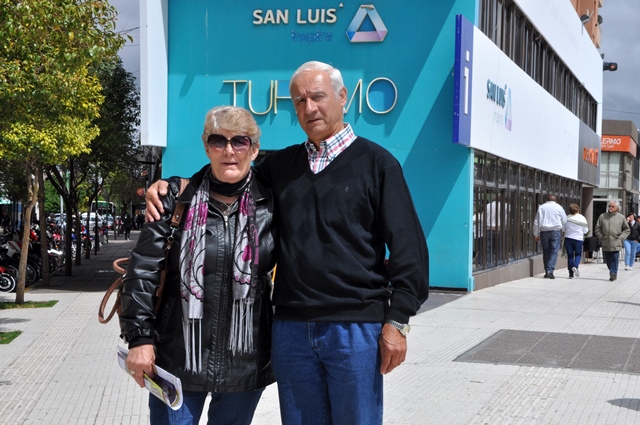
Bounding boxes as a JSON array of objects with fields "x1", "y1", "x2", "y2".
[{"x1": 563, "y1": 204, "x2": 589, "y2": 278}]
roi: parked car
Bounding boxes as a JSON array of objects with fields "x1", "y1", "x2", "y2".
[
  {"x1": 80, "y1": 213, "x2": 104, "y2": 230},
  {"x1": 104, "y1": 214, "x2": 115, "y2": 230}
]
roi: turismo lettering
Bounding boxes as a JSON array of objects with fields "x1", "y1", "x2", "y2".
[
  {"x1": 222, "y1": 78, "x2": 397, "y2": 115},
  {"x1": 602, "y1": 137, "x2": 622, "y2": 145}
]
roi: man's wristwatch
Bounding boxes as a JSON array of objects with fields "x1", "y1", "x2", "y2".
[{"x1": 386, "y1": 320, "x2": 410, "y2": 336}]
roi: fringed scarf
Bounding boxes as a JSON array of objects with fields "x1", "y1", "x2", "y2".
[{"x1": 178, "y1": 168, "x2": 258, "y2": 373}]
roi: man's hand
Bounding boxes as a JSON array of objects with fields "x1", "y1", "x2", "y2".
[
  {"x1": 145, "y1": 180, "x2": 170, "y2": 222},
  {"x1": 126, "y1": 344, "x2": 156, "y2": 388},
  {"x1": 379, "y1": 323, "x2": 407, "y2": 375}
]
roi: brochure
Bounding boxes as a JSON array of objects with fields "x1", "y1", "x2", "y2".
[{"x1": 117, "y1": 346, "x2": 183, "y2": 410}]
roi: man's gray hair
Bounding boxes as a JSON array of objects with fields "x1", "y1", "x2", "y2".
[
  {"x1": 609, "y1": 200, "x2": 620, "y2": 209},
  {"x1": 289, "y1": 61, "x2": 345, "y2": 98}
]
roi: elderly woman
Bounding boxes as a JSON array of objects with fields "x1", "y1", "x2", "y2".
[
  {"x1": 563, "y1": 204, "x2": 589, "y2": 278},
  {"x1": 595, "y1": 201, "x2": 630, "y2": 281},
  {"x1": 119, "y1": 106, "x2": 276, "y2": 424}
]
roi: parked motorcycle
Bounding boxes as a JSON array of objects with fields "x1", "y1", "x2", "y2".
[
  {"x1": 0, "y1": 263, "x2": 17, "y2": 292},
  {"x1": 0, "y1": 225, "x2": 65, "y2": 287}
]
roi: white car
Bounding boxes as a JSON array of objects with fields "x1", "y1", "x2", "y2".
[
  {"x1": 103, "y1": 214, "x2": 115, "y2": 230},
  {"x1": 81, "y1": 212, "x2": 104, "y2": 230}
]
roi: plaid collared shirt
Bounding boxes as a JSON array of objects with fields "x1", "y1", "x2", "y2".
[{"x1": 304, "y1": 124, "x2": 356, "y2": 174}]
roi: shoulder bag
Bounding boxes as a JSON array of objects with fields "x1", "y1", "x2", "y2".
[{"x1": 98, "y1": 182, "x2": 188, "y2": 324}]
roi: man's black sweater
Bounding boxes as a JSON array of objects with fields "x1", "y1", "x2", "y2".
[{"x1": 255, "y1": 136, "x2": 429, "y2": 324}]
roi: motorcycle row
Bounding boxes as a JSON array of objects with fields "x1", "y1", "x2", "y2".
[{"x1": 0, "y1": 222, "x2": 66, "y2": 293}]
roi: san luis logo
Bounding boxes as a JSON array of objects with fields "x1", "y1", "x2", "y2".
[
  {"x1": 346, "y1": 5, "x2": 388, "y2": 42},
  {"x1": 486, "y1": 78, "x2": 513, "y2": 131},
  {"x1": 252, "y1": 4, "x2": 388, "y2": 44}
]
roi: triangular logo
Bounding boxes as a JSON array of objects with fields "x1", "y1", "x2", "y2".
[{"x1": 346, "y1": 5, "x2": 388, "y2": 43}]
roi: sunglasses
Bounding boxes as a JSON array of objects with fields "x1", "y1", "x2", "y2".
[{"x1": 206, "y1": 134, "x2": 253, "y2": 152}]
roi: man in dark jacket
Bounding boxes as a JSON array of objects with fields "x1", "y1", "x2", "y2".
[{"x1": 145, "y1": 61, "x2": 429, "y2": 424}]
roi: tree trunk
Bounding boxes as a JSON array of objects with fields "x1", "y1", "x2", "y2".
[
  {"x1": 46, "y1": 162, "x2": 76, "y2": 275},
  {"x1": 15, "y1": 161, "x2": 39, "y2": 304},
  {"x1": 37, "y1": 167, "x2": 51, "y2": 287}
]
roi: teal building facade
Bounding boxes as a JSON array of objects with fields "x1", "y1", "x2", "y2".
[{"x1": 141, "y1": 0, "x2": 602, "y2": 290}]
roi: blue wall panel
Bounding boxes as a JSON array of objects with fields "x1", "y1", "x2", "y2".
[{"x1": 162, "y1": 0, "x2": 477, "y2": 290}]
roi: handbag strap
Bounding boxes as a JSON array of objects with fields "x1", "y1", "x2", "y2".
[
  {"x1": 154, "y1": 178, "x2": 189, "y2": 308},
  {"x1": 98, "y1": 277, "x2": 123, "y2": 324},
  {"x1": 98, "y1": 179, "x2": 189, "y2": 324}
]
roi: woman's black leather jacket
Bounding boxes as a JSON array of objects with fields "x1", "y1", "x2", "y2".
[{"x1": 119, "y1": 165, "x2": 277, "y2": 392}]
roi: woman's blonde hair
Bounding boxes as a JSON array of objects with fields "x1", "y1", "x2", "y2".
[
  {"x1": 569, "y1": 203, "x2": 580, "y2": 215},
  {"x1": 201, "y1": 106, "x2": 261, "y2": 145}
]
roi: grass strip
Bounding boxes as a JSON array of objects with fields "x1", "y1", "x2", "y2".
[
  {"x1": 0, "y1": 331, "x2": 22, "y2": 344},
  {"x1": 0, "y1": 300, "x2": 58, "y2": 309}
]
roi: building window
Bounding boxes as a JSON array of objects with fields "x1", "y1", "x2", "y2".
[
  {"x1": 479, "y1": 0, "x2": 598, "y2": 131},
  {"x1": 473, "y1": 152, "x2": 581, "y2": 272}
]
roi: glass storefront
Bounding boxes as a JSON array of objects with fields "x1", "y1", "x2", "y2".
[{"x1": 473, "y1": 151, "x2": 581, "y2": 271}]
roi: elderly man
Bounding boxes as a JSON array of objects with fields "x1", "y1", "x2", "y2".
[
  {"x1": 533, "y1": 195, "x2": 567, "y2": 279},
  {"x1": 595, "y1": 201, "x2": 630, "y2": 281},
  {"x1": 145, "y1": 61, "x2": 430, "y2": 424}
]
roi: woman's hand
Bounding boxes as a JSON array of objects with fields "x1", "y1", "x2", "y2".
[
  {"x1": 126, "y1": 344, "x2": 156, "y2": 388},
  {"x1": 145, "y1": 181, "x2": 170, "y2": 222}
]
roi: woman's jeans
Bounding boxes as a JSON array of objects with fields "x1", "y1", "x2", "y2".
[
  {"x1": 271, "y1": 320, "x2": 383, "y2": 425},
  {"x1": 564, "y1": 238, "x2": 583, "y2": 276},
  {"x1": 623, "y1": 240, "x2": 639, "y2": 267},
  {"x1": 149, "y1": 388, "x2": 264, "y2": 425}
]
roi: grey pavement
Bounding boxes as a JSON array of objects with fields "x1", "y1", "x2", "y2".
[{"x1": 2, "y1": 242, "x2": 640, "y2": 424}]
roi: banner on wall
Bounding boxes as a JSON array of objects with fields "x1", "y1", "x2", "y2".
[
  {"x1": 143, "y1": 1, "x2": 458, "y2": 178},
  {"x1": 601, "y1": 135, "x2": 637, "y2": 157},
  {"x1": 452, "y1": 14, "x2": 600, "y2": 186}
]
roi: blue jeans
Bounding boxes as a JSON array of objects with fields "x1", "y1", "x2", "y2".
[
  {"x1": 604, "y1": 251, "x2": 620, "y2": 275},
  {"x1": 149, "y1": 388, "x2": 264, "y2": 425},
  {"x1": 540, "y1": 230, "x2": 562, "y2": 274},
  {"x1": 624, "y1": 240, "x2": 639, "y2": 267},
  {"x1": 271, "y1": 320, "x2": 383, "y2": 425},
  {"x1": 564, "y1": 238, "x2": 583, "y2": 276}
]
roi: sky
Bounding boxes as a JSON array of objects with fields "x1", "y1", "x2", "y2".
[
  {"x1": 598, "y1": 0, "x2": 640, "y2": 125},
  {"x1": 108, "y1": 0, "x2": 640, "y2": 126},
  {"x1": 111, "y1": 0, "x2": 140, "y2": 86}
]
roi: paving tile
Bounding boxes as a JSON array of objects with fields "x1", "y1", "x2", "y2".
[{"x1": 4, "y1": 239, "x2": 640, "y2": 424}]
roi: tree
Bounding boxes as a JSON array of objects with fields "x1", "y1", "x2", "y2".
[
  {"x1": 0, "y1": 0, "x2": 126, "y2": 303},
  {"x1": 0, "y1": 158, "x2": 29, "y2": 205},
  {"x1": 83, "y1": 58, "x2": 140, "y2": 257},
  {"x1": 48, "y1": 57, "x2": 140, "y2": 261}
]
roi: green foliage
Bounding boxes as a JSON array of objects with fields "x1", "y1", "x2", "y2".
[
  {"x1": 0, "y1": 157, "x2": 28, "y2": 203},
  {"x1": 44, "y1": 179, "x2": 62, "y2": 214},
  {"x1": 0, "y1": 0, "x2": 126, "y2": 164}
]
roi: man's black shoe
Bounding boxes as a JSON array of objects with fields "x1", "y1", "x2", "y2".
[
  {"x1": 610, "y1": 273, "x2": 617, "y2": 281},
  {"x1": 548, "y1": 273, "x2": 555, "y2": 279},
  {"x1": 544, "y1": 273, "x2": 550, "y2": 279}
]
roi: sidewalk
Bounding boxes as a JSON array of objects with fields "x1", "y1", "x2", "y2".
[{"x1": 2, "y1": 243, "x2": 640, "y2": 424}]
